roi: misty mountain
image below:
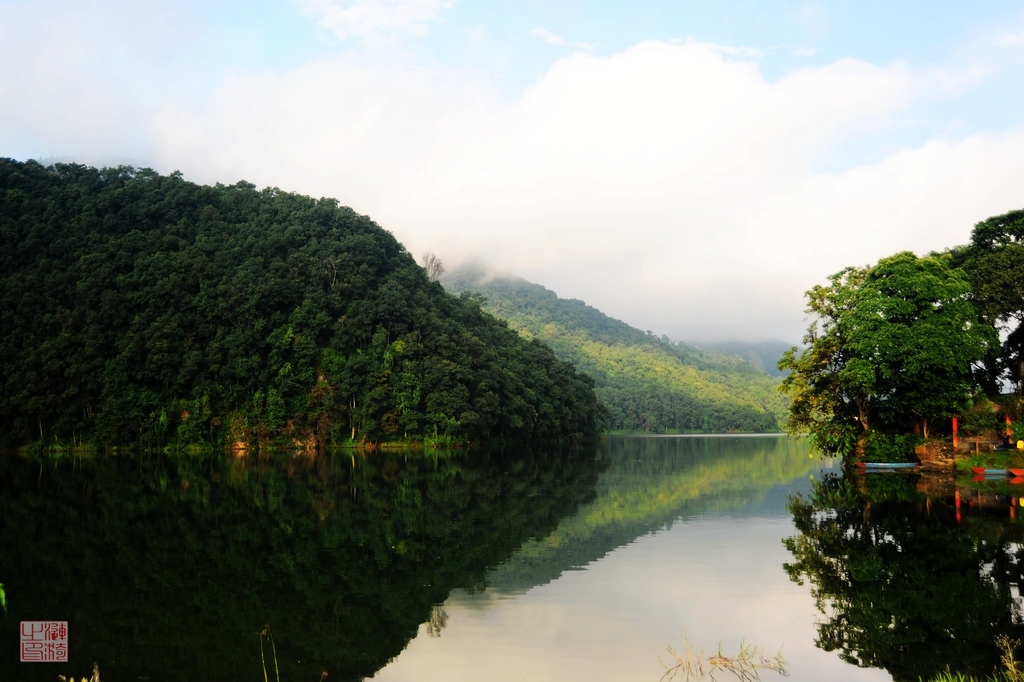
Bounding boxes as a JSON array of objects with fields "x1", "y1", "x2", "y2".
[
  {"x1": 442, "y1": 265, "x2": 788, "y2": 433},
  {"x1": 690, "y1": 340, "x2": 795, "y2": 377}
]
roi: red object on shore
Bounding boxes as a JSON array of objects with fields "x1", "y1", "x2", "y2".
[
  {"x1": 972, "y1": 466, "x2": 1010, "y2": 476},
  {"x1": 952, "y1": 416, "x2": 959, "y2": 450}
]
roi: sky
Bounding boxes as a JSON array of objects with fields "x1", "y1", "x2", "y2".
[{"x1": 4, "y1": 1, "x2": 1024, "y2": 343}]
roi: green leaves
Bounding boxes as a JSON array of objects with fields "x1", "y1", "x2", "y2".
[
  {"x1": 443, "y1": 267, "x2": 787, "y2": 434},
  {"x1": 0, "y1": 158, "x2": 602, "y2": 448},
  {"x1": 952, "y1": 210, "x2": 1024, "y2": 391}
]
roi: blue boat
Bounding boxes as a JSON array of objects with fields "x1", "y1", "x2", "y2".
[{"x1": 857, "y1": 462, "x2": 919, "y2": 470}]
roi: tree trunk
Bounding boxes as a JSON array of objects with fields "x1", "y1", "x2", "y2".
[{"x1": 914, "y1": 416, "x2": 929, "y2": 439}]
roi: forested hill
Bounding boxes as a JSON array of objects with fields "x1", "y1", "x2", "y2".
[
  {"x1": 442, "y1": 266, "x2": 788, "y2": 433},
  {"x1": 0, "y1": 160, "x2": 603, "y2": 449}
]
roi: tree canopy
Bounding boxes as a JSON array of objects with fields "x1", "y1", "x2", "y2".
[
  {"x1": 0, "y1": 159, "x2": 603, "y2": 449},
  {"x1": 951, "y1": 209, "x2": 1024, "y2": 391},
  {"x1": 779, "y1": 251, "x2": 993, "y2": 454}
]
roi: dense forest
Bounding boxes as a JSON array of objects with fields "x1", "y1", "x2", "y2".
[
  {"x1": 0, "y1": 159, "x2": 603, "y2": 449},
  {"x1": 443, "y1": 267, "x2": 787, "y2": 433}
]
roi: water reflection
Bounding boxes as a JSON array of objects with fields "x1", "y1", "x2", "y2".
[
  {"x1": 375, "y1": 435, "x2": 835, "y2": 682},
  {"x1": 784, "y1": 471, "x2": 1024, "y2": 682},
  {"x1": 489, "y1": 435, "x2": 817, "y2": 593},
  {"x1": 0, "y1": 447, "x2": 601, "y2": 682}
]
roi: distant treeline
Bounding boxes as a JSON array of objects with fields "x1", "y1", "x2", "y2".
[
  {"x1": 443, "y1": 268, "x2": 787, "y2": 433},
  {"x1": 0, "y1": 159, "x2": 603, "y2": 449}
]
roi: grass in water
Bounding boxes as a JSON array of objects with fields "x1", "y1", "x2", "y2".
[
  {"x1": 258, "y1": 623, "x2": 280, "y2": 682},
  {"x1": 927, "y1": 636, "x2": 1024, "y2": 682},
  {"x1": 58, "y1": 662, "x2": 100, "y2": 682},
  {"x1": 661, "y1": 637, "x2": 788, "y2": 681}
]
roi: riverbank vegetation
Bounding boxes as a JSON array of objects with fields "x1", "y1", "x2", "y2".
[
  {"x1": 779, "y1": 209, "x2": 1024, "y2": 459},
  {"x1": 443, "y1": 267, "x2": 787, "y2": 434},
  {"x1": 0, "y1": 159, "x2": 603, "y2": 450}
]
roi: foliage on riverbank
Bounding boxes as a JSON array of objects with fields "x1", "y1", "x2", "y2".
[
  {"x1": 926, "y1": 636, "x2": 1024, "y2": 682},
  {"x1": 781, "y1": 208, "x2": 1024, "y2": 458},
  {"x1": 0, "y1": 159, "x2": 604, "y2": 449}
]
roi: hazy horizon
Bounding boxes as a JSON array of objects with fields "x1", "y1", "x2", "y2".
[{"x1": 4, "y1": 1, "x2": 1024, "y2": 342}]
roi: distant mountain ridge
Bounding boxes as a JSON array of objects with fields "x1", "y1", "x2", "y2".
[
  {"x1": 442, "y1": 266, "x2": 788, "y2": 433},
  {"x1": 692, "y1": 340, "x2": 794, "y2": 378}
]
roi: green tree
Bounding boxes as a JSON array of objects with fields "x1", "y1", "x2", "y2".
[
  {"x1": 0, "y1": 159, "x2": 604, "y2": 449},
  {"x1": 442, "y1": 266, "x2": 787, "y2": 434},
  {"x1": 950, "y1": 209, "x2": 1024, "y2": 391},
  {"x1": 780, "y1": 252, "x2": 993, "y2": 453}
]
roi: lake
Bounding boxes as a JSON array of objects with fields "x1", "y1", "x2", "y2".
[{"x1": 1, "y1": 435, "x2": 1021, "y2": 681}]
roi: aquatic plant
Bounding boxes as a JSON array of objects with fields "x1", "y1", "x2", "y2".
[
  {"x1": 58, "y1": 662, "x2": 100, "y2": 681},
  {"x1": 926, "y1": 636, "x2": 1024, "y2": 682},
  {"x1": 661, "y1": 637, "x2": 787, "y2": 681},
  {"x1": 258, "y1": 623, "x2": 280, "y2": 682}
]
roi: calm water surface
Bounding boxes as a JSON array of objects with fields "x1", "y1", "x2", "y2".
[
  {"x1": 2, "y1": 435, "x2": 1022, "y2": 681},
  {"x1": 376, "y1": 435, "x2": 886, "y2": 682}
]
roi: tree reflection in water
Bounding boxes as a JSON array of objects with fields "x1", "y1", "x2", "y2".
[
  {"x1": 784, "y1": 472, "x2": 1024, "y2": 682},
  {"x1": 0, "y1": 447, "x2": 601, "y2": 682}
]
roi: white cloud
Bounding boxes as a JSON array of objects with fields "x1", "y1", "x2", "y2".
[
  {"x1": 993, "y1": 27, "x2": 1024, "y2": 47},
  {"x1": 299, "y1": 0, "x2": 456, "y2": 42},
  {"x1": 706, "y1": 43, "x2": 763, "y2": 58},
  {"x1": 791, "y1": 1, "x2": 829, "y2": 42},
  {"x1": 0, "y1": 0, "x2": 197, "y2": 164},
  {"x1": 3, "y1": 6, "x2": 1023, "y2": 342},
  {"x1": 531, "y1": 28, "x2": 596, "y2": 52}
]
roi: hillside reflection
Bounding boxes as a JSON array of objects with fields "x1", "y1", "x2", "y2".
[
  {"x1": 488, "y1": 435, "x2": 815, "y2": 592},
  {"x1": 784, "y1": 472, "x2": 1024, "y2": 682},
  {"x1": 0, "y1": 447, "x2": 600, "y2": 682}
]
